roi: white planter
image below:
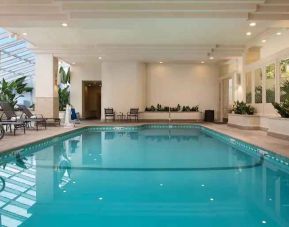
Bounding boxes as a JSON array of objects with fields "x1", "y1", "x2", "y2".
[
  {"x1": 139, "y1": 111, "x2": 203, "y2": 121},
  {"x1": 228, "y1": 114, "x2": 261, "y2": 129},
  {"x1": 267, "y1": 117, "x2": 289, "y2": 139},
  {"x1": 59, "y1": 111, "x2": 65, "y2": 123}
]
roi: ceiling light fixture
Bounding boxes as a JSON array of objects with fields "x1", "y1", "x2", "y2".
[
  {"x1": 276, "y1": 32, "x2": 282, "y2": 36},
  {"x1": 261, "y1": 39, "x2": 266, "y2": 43},
  {"x1": 22, "y1": 32, "x2": 27, "y2": 36},
  {"x1": 209, "y1": 56, "x2": 214, "y2": 60},
  {"x1": 62, "y1": 23, "x2": 68, "y2": 27},
  {"x1": 160, "y1": 62, "x2": 163, "y2": 64},
  {"x1": 201, "y1": 61, "x2": 205, "y2": 64},
  {"x1": 246, "y1": 32, "x2": 252, "y2": 36},
  {"x1": 98, "y1": 56, "x2": 102, "y2": 60},
  {"x1": 249, "y1": 22, "x2": 256, "y2": 27},
  {"x1": 72, "y1": 62, "x2": 76, "y2": 65}
]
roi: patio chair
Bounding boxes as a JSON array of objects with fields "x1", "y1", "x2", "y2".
[
  {"x1": 17, "y1": 104, "x2": 47, "y2": 130},
  {"x1": 104, "y1": 108, "x2": 115, "y2": 120},
  {"x1": 127, "y1": 108, "x2": 139, "y2": 121},
  {"x1": 0, "y1": 102, "x2": 26, "y2": 135}
]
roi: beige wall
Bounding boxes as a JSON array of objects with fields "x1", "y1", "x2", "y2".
[
  {"x1": 70, "y1": 62, "x2": 221, "y2": 120},
  {"x1": 146, "y1": 63, "x2": 219, "y2": 114},
  {"x1": 101, "y1": 61, "x2": 146, "y2": 119},
  {"x1": 70, "y1": 63, "x2": 101, "y2": 116}
]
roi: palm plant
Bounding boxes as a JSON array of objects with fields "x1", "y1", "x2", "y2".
[
  {"x1": 59, "y1": 66, "x2": 71, "y2": 84},
  {"x1": 0, "y1": 76, "x2": 33, "y2": 107},
  {"x1": 58, "y1": 66, "x2": 71, "y2": 111},
  {"x1": 58, "y1": 86, "x2": 70, "y2": 111}
]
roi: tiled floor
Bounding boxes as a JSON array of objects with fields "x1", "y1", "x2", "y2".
[{"x1": 1, "y1": 121, "x2": 289, "y2": 158}]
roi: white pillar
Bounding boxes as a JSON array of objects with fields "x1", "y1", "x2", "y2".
[{"x1": 35, "y1": 54, "x2": 59, "y2": 118}]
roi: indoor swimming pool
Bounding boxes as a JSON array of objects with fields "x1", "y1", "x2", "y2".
[{"x1": 0, "y1": 125, "x2": 288, "y2": 227}]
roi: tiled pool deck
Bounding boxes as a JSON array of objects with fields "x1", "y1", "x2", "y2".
[{"x1": 1, "y1": 121, "x2": 289, "y2": 158}]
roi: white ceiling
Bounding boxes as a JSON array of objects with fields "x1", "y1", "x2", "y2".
[{"x1": 1, "y1": 0, "x2": 289, "y2": 63}]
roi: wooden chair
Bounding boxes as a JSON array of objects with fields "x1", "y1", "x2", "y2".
[
  {"x1": 104, "y1": 108, "x2": 115, "y2": 120},
  {"x1": 127, "y1": 108, "x2": 139, "y2": 121}
]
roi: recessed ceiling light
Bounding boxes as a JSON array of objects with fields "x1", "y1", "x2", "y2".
[
  {"x1": 201, "y1": 61, "x2": 205, "y2": 64},
  {"x1": 249, "y1": 22, "x2": 256, "y2": 27},
  {"x1": 262, "y1": 220, "x2": 267, "y2": 224},
  {"x1": 276, "y1": 32, "x2": 282, "y2": 36},
  {"x1": 160, "y1": 62, "x2": 163, "y2": 64},
  {"x1": 62, "y1": 23, "x2": 68, "y2": 27},
  {"x1": 246, "y1": 32, "x2": 252, "y2": 36},
  {"x1": 261, "y1": 39, "x2": 267, "y2": 43},
  {"x1": 98, "y1": 56, "x2": 102, "y2": 60},
  {"x1": 22, "y1": 32, "x2": 27, "y2": 36},
  {"x1": 209, "y1": 56, "x2": 214, "y2": 60}
]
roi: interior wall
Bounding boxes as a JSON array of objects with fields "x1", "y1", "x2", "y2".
[
  {"x1": 146, "y1": 63, "x2": 219, "y2": 115},
  {"x1": 70, "y1": 62, "x2": 101, "y2": 117},
  {"x1": 101, "y1": 61, "x2": 146, "y2": 119}
]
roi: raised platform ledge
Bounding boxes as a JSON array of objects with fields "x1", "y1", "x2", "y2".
[
  {"x1": 228, "y1": 113, "x2": 289, "y2": 139},
  {"x1": 139, "y1": 111, "x2": 203, "y2": 121}
]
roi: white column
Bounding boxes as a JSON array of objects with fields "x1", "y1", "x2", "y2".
[{"x1": 35, "y1": 54, "x2": 59, "y2": 118}]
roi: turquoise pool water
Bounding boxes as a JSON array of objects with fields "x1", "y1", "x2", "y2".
[{"x1": 0, "y1": 125, "x2": 289, "y2": 227}]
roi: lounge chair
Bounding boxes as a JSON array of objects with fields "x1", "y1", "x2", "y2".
[
  {"x1": 0, "y1": 102, "x2": 26, "y2": 135},
  {"x1": 0, "y1": 124, "x2": 4, "y2": 140},
  {"x1": 127, "y1": 108, "x2": 139, "y2": 121},
  {"x1": 104, "y1": 108, "x2": 115, "y2": 120},
  {"x1": 17, "y1": 104, "x2": 47, "y2": 130}
]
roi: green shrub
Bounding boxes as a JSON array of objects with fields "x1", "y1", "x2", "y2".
[
  {"x1": 232, "y1": 101, "x2": 255, "y2": 115},
  {"x1": 272, "y1": 100, "x2": 289, "y2": 118}
]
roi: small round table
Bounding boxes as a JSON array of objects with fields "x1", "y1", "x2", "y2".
[{"x1": 116, "y1": 113, "x2": 126, "y2": 121}]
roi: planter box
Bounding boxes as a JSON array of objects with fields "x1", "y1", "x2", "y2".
[
  {"x1": 139, "y1": 111, "x2": 203, "y2": 121},
  {"x1": 59, "y1": 111, "x2": 65, "y2": 123},
  {"x1": 228, "y1": 114, "x2": 261, "y2": 130},
  {"x1": 267, "y1": 117, "x2": 289, "y2": 139}
]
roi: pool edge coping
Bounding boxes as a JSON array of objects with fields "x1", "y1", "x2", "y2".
[{"x1": 0, "y1": 123, "x2": 289, "y2": 169}]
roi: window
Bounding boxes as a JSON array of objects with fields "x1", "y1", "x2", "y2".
[
  {"x1": 0, "y1": 28, "x2": 35, "y2": 106},
  {"x1": 255, "y1": 68, "x2": 262, "y2": 103},
  {"x1": 280, "y1": 58, "x2": 289, "y2": 102},
  {"x1": 246, "y1": 72, "x2": 252, "y2": 103},
  {"x1": 265, "y1": 64, "x2": 275, "y2": 103}
]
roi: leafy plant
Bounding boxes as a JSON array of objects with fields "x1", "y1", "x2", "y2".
[
  {"x1": 232, "y1": 101, "x2": 255, "y2": 115},
  {"x1": 145, "y1": 104, "x2": 199, "y2": 112},
  {"x1": 58, "y1": 66, "x2": 71, "y2": 111},
  {"x1": 272, "y1": 100, "x2": 289, "y2": 118},
  {"x1": 280, "y1": 80, "x2": 289, "y2": 102},
  {"x1": 59, "y1": 66, "x2": 71, "y2": 84},
  {"x1": 0, "y1": 76, "x2": 33, "y2": 107},
  {"x1": 58, "y1": 86, "x2": 70, "y2": 111}
]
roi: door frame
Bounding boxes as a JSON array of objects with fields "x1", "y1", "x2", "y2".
[{"x1": 82, "y1": 80, "x2": 102, "y2": 119}]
